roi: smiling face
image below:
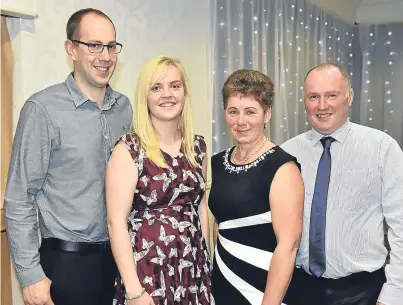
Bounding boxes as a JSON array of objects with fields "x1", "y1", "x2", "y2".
[
  {"x1": 304, "y1": 66, "x2": 354, "y2": 135},
  {"x1": 147, "y1": 66, "x2": 186, "y2": 124},
  {"x1": 225, "y1": 94, "x2": 271, "y2": 145},
  {"x1": 66, "y1": 13, "x2": 117, "y2": 90}
]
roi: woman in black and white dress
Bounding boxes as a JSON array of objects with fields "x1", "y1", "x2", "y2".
[{"x1": 209, "y1": 69, "x2": 304, "y2": 305}]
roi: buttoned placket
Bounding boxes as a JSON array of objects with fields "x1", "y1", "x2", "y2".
[{"x1": 99, "y1": 97, "x2": 114, "y2": 165}]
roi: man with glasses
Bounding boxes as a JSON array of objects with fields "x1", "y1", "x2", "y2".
[{"x1": 4, "y1": 8, "x2": 132, "y2": 305}]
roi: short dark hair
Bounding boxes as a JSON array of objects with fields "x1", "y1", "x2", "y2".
[
  {"x1": 304, "y1": 62, "x2": 351, "y2": 90},
  {"x1": 222, "y1": 69, "x2": 274, "y2": 110},
  {"x1": 66, "y1": 8, "x2": 115, "y2": 40}
]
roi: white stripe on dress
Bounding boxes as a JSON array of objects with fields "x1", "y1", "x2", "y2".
[
  {"x1": 219, "y1": 233, "x2": 273, "y2": 271},
  {"x1": 219, "y1": 211, "x2": 272, "y2": 230},
  {"x1": 215, "y1": 245, "x2": 286, "y2": 305}
]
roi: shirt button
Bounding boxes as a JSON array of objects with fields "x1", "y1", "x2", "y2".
[{"x1": 104, "y1": 135, "x2": 108, "y2": 139}]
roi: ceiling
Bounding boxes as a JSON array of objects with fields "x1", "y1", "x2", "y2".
[{"x1": 308, "y1": 0, "x2": 403, "y2": 24}]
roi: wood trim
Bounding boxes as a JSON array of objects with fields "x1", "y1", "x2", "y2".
[
  {"x1": 1, "y1": 15, "x2": 13, "y2": 207},
  {"x1": 0, "y1": 209, "x2": 5, "y2": 232},
  {"x1": 1, "y1": 234, "x2": 13, "y2": 305},
  {"x1": 1, "y1": 15, "x2": 14, "y2": 305},
  {"x1": 1, "y1": 209, "x2": 13, "y2": 305}
]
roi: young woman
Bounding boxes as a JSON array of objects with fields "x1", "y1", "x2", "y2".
[{"x1": 106, "y1": 56, "x2": 213, "y2": 305}]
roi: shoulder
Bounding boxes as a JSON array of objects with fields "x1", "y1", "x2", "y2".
[
  {"x1": 351, "y1": 123, "x2": 402, "y2": 159},
  {"x1": 112, "y1": 132, "x2": 143, "y2": 163},
  {"x1": 195, "y1": 134, "x2": 206, "y2": 145},
  {"x1": 118, "y1": 132, "x2": 140, "y2": 148},
  {"x1": 20, "y1": 82, "x2": 68, "y2": 120},
  {"x1": 194, "y1": 134, "x2": 207, "y2": 152},
  {"x1": 274, "y1": 146, "x2": 299, "y2": 162},
  {"x1": 350, "y1": 123, "x2": 393, "y2": 144},
  {"x1": 117, "y1": 132, "x2": 141, "y2": 154},
  {"x1": 108, "y1": 135, "x2": 140, "y2": 175},
  {"x1": 348, "y1": 123, "x2": 400, "y2": 154},
  {"x1": 28, "y1": 82, "x2": 68, "y2": 107},
  {"x1": 211, "y1": 148, "x2": 230, "y2": 166},
  {"x1": 268, "y1": 146, "x2": 301, "y2": 172},
  {"x1": 280, "y1": 131, "x2": 311, "y2": 159},
  {"x1": 281, "y1": 131, "x2": 310, "y2": 149},
  {"x1": 25, "y1": 82, "x2": 77, "y2": 123}
]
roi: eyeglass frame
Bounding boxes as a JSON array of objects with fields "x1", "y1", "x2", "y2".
[{"x1": 70, "y1": 39, "x2": 123, "y2": 54}]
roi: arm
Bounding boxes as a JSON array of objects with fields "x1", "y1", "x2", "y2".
[
  {"x1": 4, "y1": 101, "x2": 53, "y2": 304},
  {"x1": 199, "y1": 152, "x2": 211, "y2": 253},
  {"x1": 377, "y1": 138, "x2": 403, "y2": 305},
  {"x1": 262, "y1": 162, "x2": 304, "y2": 305},
  {"x1": 213, "y1": 220, "x2": 219, "y2": 247},
  {"x1": 106, "y1": 142, "x2": 154, "y2": 305}
]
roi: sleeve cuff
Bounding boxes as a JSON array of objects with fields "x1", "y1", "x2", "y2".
[
  {"x1": 16, "y1": 265, "x2": 46, "y2": 288},
  {"x1": 378, "y1": 283, "x2": 403, "y2": 305}
]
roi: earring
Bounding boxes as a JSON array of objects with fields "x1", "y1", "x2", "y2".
[{"x1": 264, "y1": 123, "x2": 267, "y2": 129}]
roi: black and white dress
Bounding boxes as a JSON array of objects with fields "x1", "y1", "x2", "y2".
[{"x1": 209, "y1": 146, "x2": 298, "y2": 305}]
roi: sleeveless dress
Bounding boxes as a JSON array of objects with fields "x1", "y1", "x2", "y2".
[
  {"x1": 209, "y1": 146, "x2": 299, "y2": 305},
  {"x1": 113, "y1": 133, "x2": 213, "y2": 305}
]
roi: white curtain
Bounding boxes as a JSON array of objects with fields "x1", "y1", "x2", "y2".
[
  {"x1": 211, "y1": 0, "x2": 356, "y2": 154},
  {"x1": 351, "y1": 24, "x2": 403, "y2": 146}
]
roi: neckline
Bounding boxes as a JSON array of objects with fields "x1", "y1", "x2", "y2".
[
  {"x1": 223, "y1": 146, "x2": 277, "y2": 174},
  {"x1": 160, "y1": 149, "x2": 183, "y2": 159},
  {"x1": 228, "y1": 145, "x2": 278, "y2": 167}
]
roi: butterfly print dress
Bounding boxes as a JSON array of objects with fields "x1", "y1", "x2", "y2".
[{"x1": 113, "y1": 133, "x2": 214, "y2": 305}]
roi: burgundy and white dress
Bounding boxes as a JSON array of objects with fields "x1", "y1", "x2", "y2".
[{"x1": 113, "y1": 133, "x2": 213, "y2": 305}]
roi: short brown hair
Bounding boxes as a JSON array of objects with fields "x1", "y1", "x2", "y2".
[
  {"x1": 304, "y1": 62, "x2": 351, "y2": 90},
  {"x1": 66, "y1": 8, "x2": 115, "y2": 40},
  {"x1": 222, "y1": 69, "x2": 274, "y2": 110}
]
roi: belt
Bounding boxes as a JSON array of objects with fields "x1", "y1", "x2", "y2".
[
  {"x1": 41, "y1": 238, "x2": 111, "y2": 254},
  {"x1": 295, "y1": 267, "x2": 385, "y2": 288}
]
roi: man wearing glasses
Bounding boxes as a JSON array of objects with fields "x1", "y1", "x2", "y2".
[{"x1": 4, "y1": 8, "x2": 132, "y2": 305}]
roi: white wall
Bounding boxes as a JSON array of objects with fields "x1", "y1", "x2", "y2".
[
  {"x1": 306, "y1": 0, "x2": 362, "y2": 24},
  {"x1": 307, "y1": 0, "x2": 403, "y2": 24},
  {"x1": 7, "y1": 1, "x2": 211, "y2": 304},
  {"x1": 0, "y1": 0, "x2": 37, "y2": 17},
  {"x1": 357, "y1": 0, "x2": 403, "y2": 24},
  {"x1": 1, "y1": 0, "x2": 36, "y2": 11}
]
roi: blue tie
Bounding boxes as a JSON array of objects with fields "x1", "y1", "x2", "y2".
[{"x1": 309, "y1": 137, "x2": 335, "y2": 278}]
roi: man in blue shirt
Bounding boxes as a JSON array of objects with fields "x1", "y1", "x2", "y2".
[{"x1": 282, "y1": 63, "x2": 403, "y2": 305}]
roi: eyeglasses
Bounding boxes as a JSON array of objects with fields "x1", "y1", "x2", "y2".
[{"x1": 71, "y1": 40, "x2": 123, "y2": 54}]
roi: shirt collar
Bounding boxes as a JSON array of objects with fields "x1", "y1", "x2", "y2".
[
  {"x1": 309, "y1": 119, "x2": 352, "y2": 146},
  {"x1": 65, "y1": 73, "x2": 118, "y2": 108}
]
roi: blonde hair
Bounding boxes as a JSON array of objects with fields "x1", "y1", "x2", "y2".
[{"x1": 133, "y1": 55, "x2": 197, "y2": 168}]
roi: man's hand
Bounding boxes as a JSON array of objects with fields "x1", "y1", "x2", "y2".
[{"x1": 22, "y1": 277, "x2": 54, "y2": 305}]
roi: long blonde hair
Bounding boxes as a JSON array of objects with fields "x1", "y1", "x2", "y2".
[{"x1": 133, "y1": 55, "x2": 197, "y2": 168}]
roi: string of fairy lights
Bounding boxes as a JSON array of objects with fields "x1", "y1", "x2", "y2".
[{"x1": 212, "y1": 0, "x2": 400, "y2": 154}]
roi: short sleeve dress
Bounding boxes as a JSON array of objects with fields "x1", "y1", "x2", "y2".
[{"x1": 113, "y1": 133, "x2": 214, "y2": 305}]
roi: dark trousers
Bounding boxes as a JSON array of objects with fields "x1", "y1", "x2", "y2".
[
  {"x1": 284, "y1": 267, "x2": 386, "y2": 305},
  {"x1": 39, "y1": 238, "x2": 117, "y2": 305}
]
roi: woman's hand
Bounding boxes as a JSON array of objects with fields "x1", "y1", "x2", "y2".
[{"x1": 127, "y1": 291, "x2": 155, "y2": 305}]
